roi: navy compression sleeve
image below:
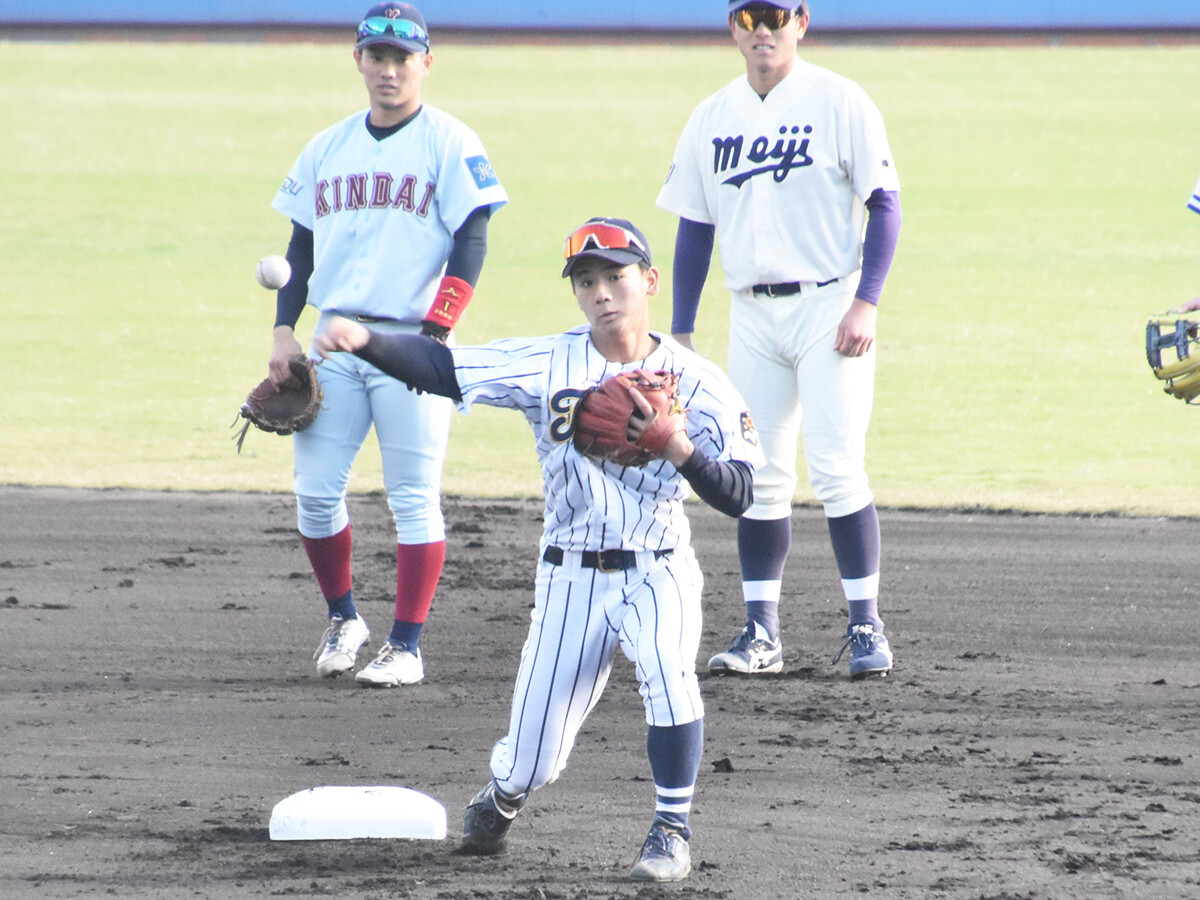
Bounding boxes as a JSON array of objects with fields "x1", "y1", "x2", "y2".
[
  {"x1": 274, "y1": 221, "x2": 313, "y2": 329},
  {"x1": 671, "y1": 218, "x2": 716, "y2": 335},
  {"x1": 677, "y1": 453, "x2": 753, "y2": 518},
  {"x1": 445, "y1": 206, "x2": 490, "y2": 287},
  {"x1": 354, "y1": 331, "x2": 463, "y2": 402},
  {"x1": 856, "y1": 189, "x2": 901, "y2": 307}
]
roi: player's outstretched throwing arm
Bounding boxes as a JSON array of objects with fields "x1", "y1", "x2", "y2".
[
  {"x1": 315, "y1": 317, "x2": 462, "y2": 400},
  {"x1": 315, "y1": 317, "x2": 753, "y2": 517}
]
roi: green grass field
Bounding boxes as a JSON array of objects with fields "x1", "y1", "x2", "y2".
[{"x1": 1, "y1": 38, "x2": 1198, "y2": 514}]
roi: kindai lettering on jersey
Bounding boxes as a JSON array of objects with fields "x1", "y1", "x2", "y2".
[{"x1": 312, "y1": 172, "x2": 436, "y2": 218}]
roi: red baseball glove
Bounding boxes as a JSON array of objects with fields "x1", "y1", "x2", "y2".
[
  {"x1": 232, "y1": 355, "x2": 323, "y2": 453},
  {"x1": 573, "y1": 369, "x2": 686, "y2": 467}
]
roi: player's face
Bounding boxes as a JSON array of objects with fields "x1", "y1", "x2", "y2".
[
  {"x1": 570, "y1": 260, "x2": 658, "y2": 336},
  {"x1": 730, "y1": 6, "x2": 808, "y2": 85},
  {"x1": 355, "y1": 44, "x2": 431, "y2": 125}
]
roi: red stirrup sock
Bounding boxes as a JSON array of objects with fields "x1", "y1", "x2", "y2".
[
  {"x1": 391, "y1": 540, "x2": 446, "y2": 641},
  {"x1": 301, "y1": 525, "x2": 353, "y2": 603}
]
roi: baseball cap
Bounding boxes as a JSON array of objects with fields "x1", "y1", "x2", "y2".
[
  {"x1": 727, "y1": 1, "x2": 798, "y2": 11},
  {"x1": 355, "y1": 3, "x2": 430, "y2": 54},
  {"x1": 561, "y1": 217, "x2": 653, "y2": 278}
]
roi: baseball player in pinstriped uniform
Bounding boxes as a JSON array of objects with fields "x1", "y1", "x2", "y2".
[
  {"x1": 657, "y1": 1, "x2": 902, "y2": 679},
  {"x1": 267, "y1": 2, "x2": 507, "y2": 686},
  {"x1": 314, "y1": 217, "x2": 763, "y2": 881}
]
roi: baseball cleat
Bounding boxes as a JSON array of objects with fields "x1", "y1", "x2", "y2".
[
  {"x1": 708, "y1": 626, "x2": 783, "y2": 675},
  {"x1": 460, "y1": 781, "x2": 524, "y2": 855},
  {"x1": 629, "y1": 819, "x2": 691, "y2": 882},
  {"x1": 313, "y1": 614, "x2": 369, "y2": 678},
  {"x1": 355, "y1": 642, "x2": 424, "y2": 687},
  {"x1": 833, "y1": 624, "x2": 893, "y2": 680}
]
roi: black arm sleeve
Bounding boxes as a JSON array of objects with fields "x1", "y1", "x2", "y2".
[
  {"x1": 354, "y1": 331, "x2": 463, "y2": 402},
  {"x1": 444, "y1": 206, "x2": 491, "y2": 287},
  {"x1": 274, "y1": 221, "x2": 314, "y2": 329},
  {"x1": 676, "y1": 452, "x2": 754, "y2": 518}
]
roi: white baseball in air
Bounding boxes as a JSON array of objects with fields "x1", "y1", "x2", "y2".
[{"x1": 255, "y1": 255, "x2": 292, "y2": 290}]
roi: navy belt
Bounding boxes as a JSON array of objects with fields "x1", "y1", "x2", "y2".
[
  {"x1": 543, "y1": 546, "x2": 672, "y2": 572},
  {"x1": 752, "y1": 278, "x2": 838, "y2": 297}
]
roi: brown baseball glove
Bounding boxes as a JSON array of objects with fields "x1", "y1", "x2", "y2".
[
  {"x1": 232, "y1": 355, "x2": 323, "y2": 452},
  {"x1": 1146, "y1": 311, "x2": 1200, "y2": 404},
  {"x1": 573, "y1": 369, "x2": 686, "y2": 467}
]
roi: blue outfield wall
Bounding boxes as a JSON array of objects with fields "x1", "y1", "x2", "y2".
[{"x1": 2, "y1": 1, "x2": 1200, "y2": 30}]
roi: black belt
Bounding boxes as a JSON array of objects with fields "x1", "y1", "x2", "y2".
[
  {"x1": 352, "y1": 314, "x2": 392, "y2": 324},
  {"x1": 752, "y1": 278, "x2": 838, "y2": 297},
  {"x1": 542, "y1": 546, "x2": 672, "y2": 572}
]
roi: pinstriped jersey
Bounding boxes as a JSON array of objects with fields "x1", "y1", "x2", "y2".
[
  {"x1": 1190, "y1": 171, "x2": 1200, "y2": 215},
  {"x1": 452, "y1": 326, "x2": 763, "y2": 553}
]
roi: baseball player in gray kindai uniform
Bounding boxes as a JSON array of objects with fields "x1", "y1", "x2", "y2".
[
  {"x1": 314, "y1": 217, "x2": 764, "y2": 882},
  {"x1": 267, "y1": 2, "x2": 507, "y2": 687},
  {"x1": 657, "y1": 0, "x2": 903, "y2": 680}
]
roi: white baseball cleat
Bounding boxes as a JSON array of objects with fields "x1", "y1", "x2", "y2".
[
  {"x1": 355, "y1": 642, "x2": 424, "y2": 687},
  {"x1": 629, "y1": 820, "x2": 691, "y2": 882},
  {"x1": 313, "y1": 614, "x2": 370, "y2": 678},
  {"x1": 707, "y1": 625, "x2": 783, "y2": 675}
]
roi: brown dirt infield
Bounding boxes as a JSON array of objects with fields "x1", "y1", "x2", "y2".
[{"x1": 2, "y1": 486, "x2": 1198, "y2": 899}]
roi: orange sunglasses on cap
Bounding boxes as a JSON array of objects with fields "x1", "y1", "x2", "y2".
[{"x1": 563, "y1": 222, "x2": 648, "y2": 260}]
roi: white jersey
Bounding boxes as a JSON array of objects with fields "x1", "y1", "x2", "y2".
[
  {"x1": 1190, "y1": 171, "x2": 1200, "y2": 215},
  {"x1": 452, "y1": 327, "x2": 764, "y2": 553},
  {"x1": 656, "y1": 58, "x2": 899, "y2": 291},
  {"x1": 272, "y1": 105, "x2": 508, "y2": 321}
]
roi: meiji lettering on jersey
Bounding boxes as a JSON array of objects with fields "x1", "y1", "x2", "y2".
[{"x1": 713, "y1": 125, "x2": 814, "y2": 186}]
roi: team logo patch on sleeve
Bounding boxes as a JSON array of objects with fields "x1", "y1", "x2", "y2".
[
  {"x1": 740, "y1": 411, "x2": 759, "y2": 446},
  {"x1": 466, "y1": 156, "x2": 500, "y2": 189}
]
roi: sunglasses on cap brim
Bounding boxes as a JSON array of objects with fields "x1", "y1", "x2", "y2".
[
  {"x1": 731, "y1": 6, "x2": 799, "y2": 31},
  {"x1": 357, "y1": 16, "x2": 428, "y2": 45},
  {"x1": 563, "y1": 223, "x2": 647, "y2": 260}
]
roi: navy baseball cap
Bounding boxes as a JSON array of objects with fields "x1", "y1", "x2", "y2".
[
  {"x1": 355, "y1": 3, "x2": 430, "y2": 53},
  {"x1": 561, "y1": 217, "x2": 653, "y2": 278},
  {"x1": 727, "y1": 1, "x2": 799, "y2": 11}
]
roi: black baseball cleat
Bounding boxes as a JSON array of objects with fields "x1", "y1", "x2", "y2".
[{"x1": 460, "y1": 781, "x2": 523, "y2": 855}]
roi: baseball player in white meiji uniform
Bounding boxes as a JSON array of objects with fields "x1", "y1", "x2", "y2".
[
  {"x1": 267, "y1": 2, "x2": 507, "y2": 687},
  {"x1": 657, "y1": 1, "x2": 902, "y2": 679},
  {"x1": 314, "y1": 217, "x2": 763, "y2": 881}
]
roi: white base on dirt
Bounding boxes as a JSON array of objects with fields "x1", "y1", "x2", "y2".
[{"x1": 269, "y1": 786, "x2": 447, "y2": 841}]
